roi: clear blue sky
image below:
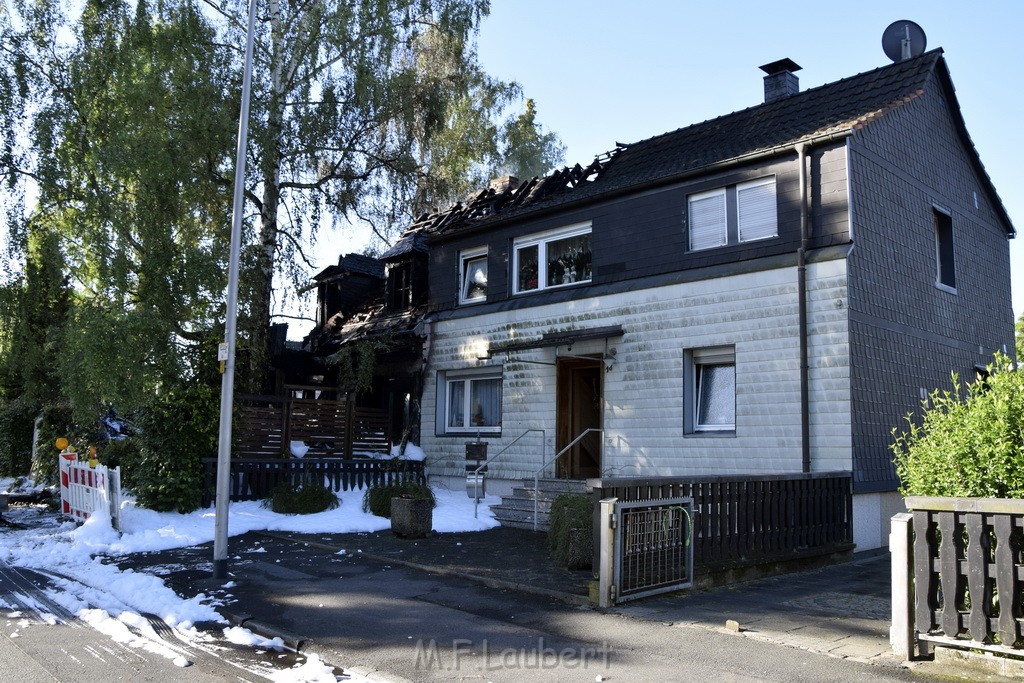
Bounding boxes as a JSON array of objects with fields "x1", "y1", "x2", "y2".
[{"x1": 314, "y1": 1, "x2": 1022, "y2": 324}]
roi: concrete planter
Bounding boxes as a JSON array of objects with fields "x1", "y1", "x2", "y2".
[{"x1": 391, "y1": 496, "x2": 432, "y2": 538}]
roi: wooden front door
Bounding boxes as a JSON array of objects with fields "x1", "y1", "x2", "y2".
[{"x1": 556, "y1": 357, "x2": 603, "y2": 479}]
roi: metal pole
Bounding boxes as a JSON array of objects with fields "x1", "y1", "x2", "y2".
[{"x1": 213, "y1": 0, "x2": 258, "y2": 580}]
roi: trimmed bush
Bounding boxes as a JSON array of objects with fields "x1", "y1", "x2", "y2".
[
  {"x1": 264, "y1": 478, "x2": 340, "y2": 514},
  {"x1": 133, "y1": 383, "x2": 217, "y2": 513},
  {"x1": 362, "y1": 481, "x2": 435, "y2": 518},
  {"x1": 892, "y1": 354, "x2": 1024, "y2": 497},
  {"x1": 548, "y1": 493, "x2": 593, "y2": 570}
]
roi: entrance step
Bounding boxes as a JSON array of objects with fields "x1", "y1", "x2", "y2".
[{"x1": 490, "y1": 478, "x2": 590, "y2": 532}]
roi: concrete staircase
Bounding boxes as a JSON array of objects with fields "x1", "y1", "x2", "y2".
[{"x1": 490, "y1": 478, "x2": 590, "y2": 531}]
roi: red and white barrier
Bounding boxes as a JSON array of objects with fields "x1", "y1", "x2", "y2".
[{"x1": 58, "y1": 453, "x2": 121, "y2": 530}]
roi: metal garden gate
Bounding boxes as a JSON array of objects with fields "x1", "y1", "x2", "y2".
[{"x1": 597, "y1": 497, "x2": 694, "y2": 606}]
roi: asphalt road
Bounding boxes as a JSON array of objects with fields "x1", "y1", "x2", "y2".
[
  {"x1": 172, "y1": 533, "x2": 941, "y2": 683},
  {"x1": 0, "y1": 559, "x2": 327, "y2": 682}
]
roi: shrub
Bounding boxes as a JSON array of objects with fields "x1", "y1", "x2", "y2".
[
  {"x1": 33, "y1": 402, "x2": 77, "y2": 484},
  {"x1": 264, "y1": 478, "x2": 340, "y2": 514},
  {"x1": 0, "y1": 397, "x2": 36, "y2": 478},
  {"x1": 548, "y1": 493, "x2": 593, "y2": 570},
  {"x1": 892, "y1": 354, "x2": 1024, "y2": 498},
  {"x1": 362, "y1": 480, "x2": 435, "y2": 518},
  {"x1": 99, "y1": 438, "x2": 144, "y2": 489},
  {"x1": 133, "y1": 383, "x2": 218, "y2": 513}
]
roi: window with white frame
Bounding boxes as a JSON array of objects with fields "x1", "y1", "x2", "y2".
[
  {"x1": 688, "y1": 177, "x2": 777, "y2": 251},
  {"x1": 438, "y1": 368, "x2": 502, "y2": 434},
  {"x1": 459, "y1": 247, "x2": 488, "y2": 304},
  {"x1": 685, "y1": 346, "x2": 736, "y2": 433},
  {"x1": 513, "y1": 223, "x2": 592, "y2": 294}
]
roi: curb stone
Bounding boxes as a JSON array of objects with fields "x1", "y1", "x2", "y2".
[{"x1": 223, "y1": 608, "x2": 305, "y2": 652}]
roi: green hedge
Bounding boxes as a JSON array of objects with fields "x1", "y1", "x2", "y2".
[
  {"x1": 132, "y1": 384, "x2": 217, "y2": 513},
  {"x1": 0, "y1": 397, "x2": 36, "y2": 478},
  {"x1": 892, "y1": 354, "x2": 1024, "y2": 498},
  {"x1": 548, "y1": 493, "x2": 593, "y2": 570}
]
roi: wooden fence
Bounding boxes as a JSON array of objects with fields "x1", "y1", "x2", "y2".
[
  {"x1": 891, "y1": 497, "x2": 1024, "y2": 660},
  {"x1": 235, "y1": 395, "x2": 391, "y2": 459},
  {"x1": 201, "y1": 457, "x2": 426, "y2": 507},
  {"x1": 589, "y1": 472, "x2": 853, "y2": 575}
]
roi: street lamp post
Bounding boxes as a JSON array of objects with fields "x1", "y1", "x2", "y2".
[{"x1": 213, "y1": 0, "x2": 258, "y2": 580}]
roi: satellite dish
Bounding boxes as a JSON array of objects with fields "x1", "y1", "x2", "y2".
[{"x1": 882, "y1": 20, "x2": 927, "y2": 62}]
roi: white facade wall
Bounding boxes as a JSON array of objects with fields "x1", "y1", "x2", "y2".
[{"x1": 421, "y1": 259, "x2": 852, "y2": 483}]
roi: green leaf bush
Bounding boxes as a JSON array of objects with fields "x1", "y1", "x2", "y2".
[
  {"x1": 362, "y1": 481, "x2": 435, "y2": 518},
  {"x1": 547, "y1": 493, "x2": 593, "y2": 570},
  {"x1": 99, "y1": 438, "x2": 144, "y2": 489},
  {"x1": 132, "y1": 383, "x2": 217, "y2": 513},
  {"x1": 892, "y1": 354, "x2": 1024, "y2": 498},
  {"x1": 0, "y1": 397, "x2": 36, "y2": 478},
  {"x1": 264, "y1": 478, "x2": 340, "y2": 514}
]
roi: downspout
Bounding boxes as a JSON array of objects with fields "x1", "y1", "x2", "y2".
[{"x1": 796, "y1": 143, "x2": 811, "y2": 473}]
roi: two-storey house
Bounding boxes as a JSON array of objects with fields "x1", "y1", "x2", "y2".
[{"x1": 391, "y1": 48, "x2": 1015, "y2": 551}]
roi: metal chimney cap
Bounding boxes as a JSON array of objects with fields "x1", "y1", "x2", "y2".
[{"x1": 759, "y1": 58, "x2": 802, "y2": 76}]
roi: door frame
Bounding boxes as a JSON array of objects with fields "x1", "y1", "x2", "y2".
[{"x1": 555, "y1": 355, "x2": 603, "y2": 479}]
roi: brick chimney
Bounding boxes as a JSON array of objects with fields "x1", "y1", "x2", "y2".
[
  {"x1": 759, "y1": 58, "x2": 802, "y2": 103},
  {"x1": 488, "y1": 175, "x2": 519, "y2": 193}
]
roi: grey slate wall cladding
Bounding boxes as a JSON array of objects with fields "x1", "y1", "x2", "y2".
[
  {"x1": 429, "y1": 144, "x2": 850, "y2": 315},
  {"x1": 847, "y1": 73, "x2": 1014, "y2": 493}
]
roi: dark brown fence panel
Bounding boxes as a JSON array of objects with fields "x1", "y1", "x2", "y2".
[
  {"x1": 905, "y1": 497, "x2": 1024, "y2": 654},
  {"x1": 235, "y1": 399, "x2": 287, "y2": 458},
  {"x1": 591, "y1": 472, "x2": 853, "y2": 575},
  {"x1": 351, "y1": 407, "x2": 391, "y2": 455},
  {"x1": 288, "y1": 399, "x2": 349, "y2": 456},
  {"x1": 234, "y1": 395, "x2": 392, "y2": 459},
  {"x1": 201, "y1": 457, "x2": 426, "y2": 507}
]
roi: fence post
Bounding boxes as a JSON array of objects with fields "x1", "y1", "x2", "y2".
[
  {"x1": 890, "y1": 511, "x2": 915, "y2": 660},
  {"x1": 598, "y1": 497, "x2": 617, "y2": 608},
  {"x1": 107, "y1": 466, "x2": 122, "y2": 532},
  {"x1": 345, "y1": 397, "x2": 355, "y2": 459}
]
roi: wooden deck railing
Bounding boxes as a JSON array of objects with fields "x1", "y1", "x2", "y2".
[
  {"x1": 891, "y1": 497, "x2": 1024, "y2": 660},
  {"x1": 200, "y1": 457, "x2": 426, "y2": 507},
  {"x1": 589, "y1": 472, "x2": 853, "y2": 574}
]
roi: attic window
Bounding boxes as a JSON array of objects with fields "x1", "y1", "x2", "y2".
[
  {"x1": 386, "y1": 261, "x2": 414, "y2": 310},
  {"x1": 688, "y1": 177, "x2": 777, "y2": 251}
]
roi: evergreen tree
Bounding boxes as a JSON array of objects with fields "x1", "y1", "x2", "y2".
[{"x1": 494, "y1": 98, "x2": 565, "y2": 183}]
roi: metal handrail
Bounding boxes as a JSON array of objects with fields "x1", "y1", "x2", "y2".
[
  {"x1": 472, "y1": 429, "x2": 546, "y2": 518},
  {"x1": 531, "y1": 428, "x2": 603, "y2": 531}
]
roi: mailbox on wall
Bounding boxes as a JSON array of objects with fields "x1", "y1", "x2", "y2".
[{"x1": 465, "y1": 441, "x2": 487, "y2": 499}]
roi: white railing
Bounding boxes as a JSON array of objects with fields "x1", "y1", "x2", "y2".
[{"x1": 58, "y1": 453, "x2": 122, "y2": 531}]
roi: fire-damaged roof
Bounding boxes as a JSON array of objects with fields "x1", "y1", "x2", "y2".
[
  {"x1": 401, "y1": 49, "x2": 1012, "y2": 241},
  {"x1": 312, "y1": 252, "x2": 385, "y2": 283}
]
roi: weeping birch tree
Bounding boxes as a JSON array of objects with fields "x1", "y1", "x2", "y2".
[
  {"x1": 2, "y1": 0, "x2": 564, "y2": 398},
  {"x1": 0, "y1": 0, "x2": 236, "y2": 413},
  {"x1": 201, "y1": 0, "x2": 546, "y2": 389}
]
